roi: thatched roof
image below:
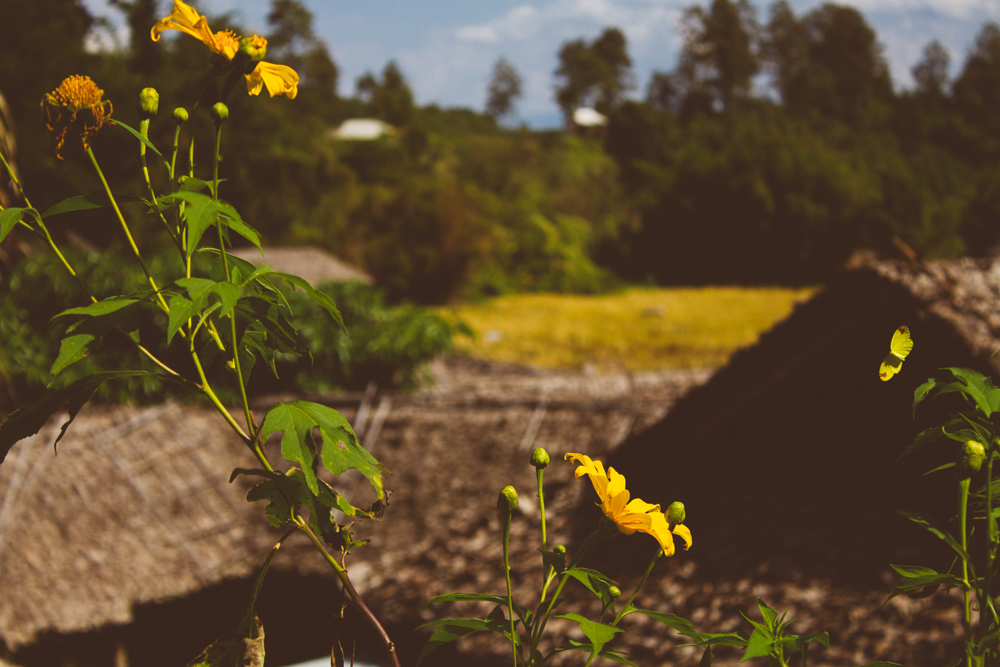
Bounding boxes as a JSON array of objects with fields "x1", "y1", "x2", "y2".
[
  {"x1": 228, "y1": 247, "x2": 373, "y2": 286},
  {"x1": 612, "y1": 254, "x2": 1000, "y2": 587},
  {"x1": 0, "y1": 358, "x2": 709, "y2": 665}
]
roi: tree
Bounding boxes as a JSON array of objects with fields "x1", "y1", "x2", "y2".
[
  {"x1": 357, "y1": 61, "x2": 415, "y2": 126},
  {"x1": 912, "y1": 40, "x2": 950, "y2": 95},
  {"x1": 646, "y1": 71, "x2": 679, "y2": 113},
  {"x1": 761, "y1": 0, "x2": 809, "y2": 108},
  {"x1": 485, "y1": 57, "x2": 522, "y2": 121},
  {"x1": 554, "y1": 27, "x2": 633, "y2": 122},
  {"x1": 678, "y1": 0, "x2": 760, "y2": 112},
  {"x1": 267, "y1": 0, "x2": 316, "y2": 60},
  {"x1": 109, "y1": 0, "x2": 163, "y2": 75},
  {"x1": 953, "y1": 23, "x2": 1000, "y2": 143}
]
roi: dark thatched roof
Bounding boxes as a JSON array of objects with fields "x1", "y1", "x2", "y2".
[
  {"x1": 612, "y1": 254, "x2": 1000, "y2": 586},
  {"x1": 228, "y1": 247, "x2": 373, "y2": 286}
]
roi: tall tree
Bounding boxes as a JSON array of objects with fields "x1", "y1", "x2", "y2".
[
  {"x1": 357, "y1": 61, "x2": 415, "y2": 126},
  {"x1": 953, "y1": 23, "x2": 1000, "y2": 143},
  {"x1": 109, "y1": 0, "x2": 163, "y2": 75},
  {"x1": 912, "y1": 40, "x2": 950, "y2": 95},
  {"x1": 485, "y1": 57, "x2": 523, "y2": 121},
  {"x1": 554, "y1": 27, "x2": 633, "y2": 122},
  {"x1": 678, "y1": 0, "x2": 760, "y2": 112}
]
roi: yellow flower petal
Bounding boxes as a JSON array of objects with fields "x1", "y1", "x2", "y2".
[
  {"x1": 671, "y1": 523, "x2": 693, "y2": 551},
  {"x1": 648, "y1": 512, "x2": 677, "y2": 556},
  {"x1": 606, "y1": 467, "x2": 627, "y2": 498},
  {"x1": 150, "y1": 0, "x2": 219, "y2": 52},
  {"x1": 245, "y1": 61, "x2": 299, "y2": 99}
]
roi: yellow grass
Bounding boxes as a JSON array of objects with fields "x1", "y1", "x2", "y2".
[{"x1": 438, "y1": 287, "x2": 818, "y2": 371}]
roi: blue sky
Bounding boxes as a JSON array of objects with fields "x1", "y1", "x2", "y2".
[{"x1": 84, "y1": 0, "x2": 1000, "y2": 128}]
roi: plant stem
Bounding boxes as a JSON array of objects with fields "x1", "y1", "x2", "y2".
[
  {"x1": 537, "y1": 467, "x2": 548, "y2": 550},
  {"x1": 139, "y1": 119, "x2": 183, "y2": 255},
  {"x1": 295, "y1": 516, "x2": 401, "y2": 667},
  {"x1": 959, "y1": 476, "x2": 973, "y2": 667},
  {"x1": 529, "y1": 528, "x2": 606, "y2": 658},
  {"x1": 0, "y1": 147, "x2": 32, "y2": 210},
  {"x1": 613, "y1": 547, "x2": 663, "y2": 625},
  {"x1": 503, "y1": 510, "x2": 518, "y2": 667},
  {"x1": 84, "y1": 143, "x2": 171, "y2": 316}
]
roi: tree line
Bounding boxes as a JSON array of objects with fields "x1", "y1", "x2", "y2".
[{"x1": 2, "y1": 0, "x2": 1000, "y2": 297}]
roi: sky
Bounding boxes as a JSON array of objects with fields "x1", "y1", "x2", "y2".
[{"x1": 84, "y1": 0, "x2": 1000, "y2": 128}]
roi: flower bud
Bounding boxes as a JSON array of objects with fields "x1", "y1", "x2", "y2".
[
  {"x1": 959, "y1": 440, "x2": 986, "y2": 477},
  {"x1": 239, "y1": 35, "x2": 268, "y2": 62},
  {"x1": 530, "y1": 447, "x2": 550, "y2": 470},
  {"x1": 172, "y1": 107, "x2": 189, "y2": 125},
  {"x1": 210, "y1": 102, "x2": 229, "y2": 125},
  {"x1": 667, "y1": 501, "x2": 686, "y2": 526},
  {"x1": 553, "y1": 545, "x2": 566, "y2": 555},
  {"x1": 608, "y1": 586, "x2": 621, "y2": 599},
  {"x1": 137, "y1": 87, "x2": 159, "y2": 120},
  {"x1": 497, "y1": 485, "x2": 518, "y2": 515}
]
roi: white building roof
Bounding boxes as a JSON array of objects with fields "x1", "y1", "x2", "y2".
[
  {"x1": 331, "y1": 118, "x2": 395, "y2": 140},
  {"x1": 572, "y1": 107, "x2": 608, "y2": 127}
]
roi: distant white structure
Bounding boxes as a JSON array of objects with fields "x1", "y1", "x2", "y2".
[
  {"x1": 331, "y1": 118, "x2": 395, "y2": 140},
  {"x1": 572, "y1": 107, "x2": 608, "y2": 128},
  {"x1": 229, "y1": 246, "x2": 373, "y2": 286}
]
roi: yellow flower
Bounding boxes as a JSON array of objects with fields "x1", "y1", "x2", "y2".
[
  {"x1": 565, "y1": 452, "x2": 692, "y2": 556},
  {"x1": 150, "y1": 0, "x2": 298, "y2": 99},
  {"x1": 245, "y1": 61, "x2": 299, "y2": 99},
  {"x1": 150, "y1": 0, "x2": 239, "y2": 59},
  {"x1": 41, "y1": 75, "x2": 113, "y2": 159}
]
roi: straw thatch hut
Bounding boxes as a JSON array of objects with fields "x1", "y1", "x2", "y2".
[
  {"x1": 228, "y1": 247, "x2": 373, "y2": 286},
  {"x1": 0, "y1": 359, "x2": 708, "y2": 667}
]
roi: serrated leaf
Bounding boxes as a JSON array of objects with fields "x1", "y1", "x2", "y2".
[
  {"x1": 48, "y1": 296, "x2": 145, "y2": 377},
  {"x1": 741, "y1": 628, "x2": 773, "y2": 662},
  {"x1": 260, "y1": 401, "x2": 387, "y2": 498},
  {"x1": 248, "y1": 268, "x2": 345, "y2": 332},
  {"x1": 236, "y1": 297, "x2": 311, "y2": 357},
  {"x1": 564, "y1": 567, "x2": 619, "y2": 606},
  {"x1": 556, "y1": 612, "x2": 622, "y2": 658},
  {"x1": 757, "y1": 598, "x2": 778, "y2": 628},
  {"x1": 0, "y1": 207, "x2": 25, "y2": 243},
  {"x1": 42, "y1": 191, "x2": 143, "y2": 218},
  {"x1": 0, "y1": 370, "x2": 164, "y2": 463},
  {"x1": 623, "y1": 608, "x2": 701, "y2": 640},
  {"x1": 539, "y1": 547, "x2": 566, "y2": 575}
]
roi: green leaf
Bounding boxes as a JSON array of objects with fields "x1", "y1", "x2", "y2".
[
  {"x1": 0, "y1": 370, "x2": 165, "y2": 463},
  {"x1": 247, "y1": 468, "x2": 355, "y2": 546},
  {"x1": 247, "y1": 268, "x2": 346, "y2": 333},
  {"x1": 113, "y1": 118, "x2": 164, "y2": 158},
  {"x1": 756, "y1": 598, "x2": 778, "y2": 629},
  {"x1": 898, "y1": 510, "x2": 970, "y2": 561},
  {"x1": 42, "y1": 191, "x2": 143, "y2": 218},
  {"x1": 178, "y1": 176, "x2": 223, "y2": 194},
  {"x1": 624, "y1": 608, "x2": 701, "y2": 640},
  {"x1": 741, "y1": 628, "x2": 773, "y2": 662},
  {"x1": 423, "y1": 593, "x2": 531, "y2": 626},
  {"x1": 168, "y1": 192, "x2": 261, "y2": 255},
  {"x1": 0, "y1": 207, "x2": 25, "y2": 243},
  {"x1": 185, "y1": 617, "x2": 264, "y2": 667},
  {"x1": 913, "y1": 378, "x2": 938, "y2": 415},
  {"x1": 885, "y1": 564, "x2": 966, "y2": 600},
  {"x1": 564, "y1": 567, "x2": 619, "y2": 606},
  {"x1": 539, "y1": 547, "x2": 566, "y2": 575},
  {"x1": 937, "y1": 368, "x2": 1000, "y2": 416},
  {"x1": 236, "y1": 297, "x2": 311, "y2": 358},
  {"x1": 689, "y1": 633, "x2": 749, "y2": 648},
  {"x1": 552, "y1": 641, "x2": 637, "y2": 665},
  {"x1": 416, "y1": 608, "x2": 520, "y2": 667},
  {"x1": 556, "y1": 612, "x2": 622, "y2": 658},
  {"x1": 48, "y1": 296, "x2": 145, "y2": 377},
  {"x1": 259, "y1": 401, "x2": 387, "y2": 498},
  {"x1": 798, "y1": 632, "x2": 829, "y2": 648}
]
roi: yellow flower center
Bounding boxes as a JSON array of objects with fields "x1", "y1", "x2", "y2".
[{"x1": 215, "y1": 30, "x2": 240, "y2": 56}]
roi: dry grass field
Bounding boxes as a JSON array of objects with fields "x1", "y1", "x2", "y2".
[{"x1": 438, "y1": 286, "x2": 818, "y2": 371}]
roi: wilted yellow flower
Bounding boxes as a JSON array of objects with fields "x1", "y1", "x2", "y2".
[
  {"x1": 41, "y1": 75, "x2": 113, "y2": 159},
  {"x1": 150, "y1": 0, "x2": 298, "y2": 99},
  {"x1": 565, "y1": 452, "x2": 692, "y2": 556}
]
